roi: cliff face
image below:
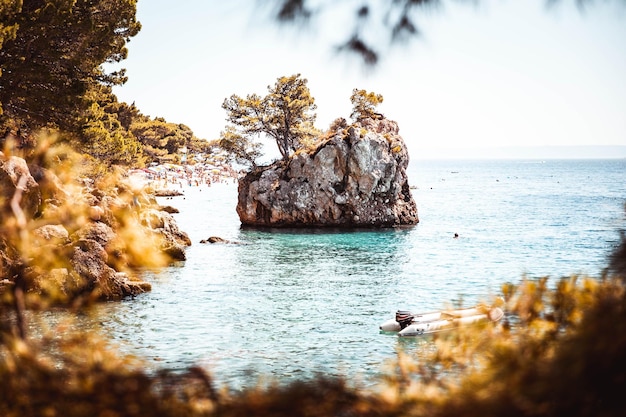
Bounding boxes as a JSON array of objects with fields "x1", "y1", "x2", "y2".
[{"x1": 237, "y1": 117, "x2": 419, "y2": 227}]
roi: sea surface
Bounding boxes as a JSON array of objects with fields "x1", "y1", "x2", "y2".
[{"x1": 43, "y1": 159, "x2": 626, "y2": 390}]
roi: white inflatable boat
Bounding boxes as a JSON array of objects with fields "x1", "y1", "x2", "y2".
[{"x1": 380, "y1": 305, "x2": 504, "y2": 337}]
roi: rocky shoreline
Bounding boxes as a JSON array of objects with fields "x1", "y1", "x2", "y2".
[
  {"x1": 0, "y1": 152, "x2": 191, "y2": 303},
  {"x1": 1, "y1": 116, "x2": 418, "y2": 303}
]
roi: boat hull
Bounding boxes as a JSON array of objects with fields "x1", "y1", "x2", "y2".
[{"x1": 380, "y1": 306, "x2": 504, "y2": 336}]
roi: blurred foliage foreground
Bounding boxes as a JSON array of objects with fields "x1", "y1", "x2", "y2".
[{"x1": 1, "y1": 142, "x2": 625, "y2": 416}]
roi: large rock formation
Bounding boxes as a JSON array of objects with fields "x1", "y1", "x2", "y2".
[{"x1": 237, "y1": 117, "x2": 419, "y2": 227}]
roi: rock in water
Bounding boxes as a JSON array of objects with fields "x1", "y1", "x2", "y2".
[{"x1": 237, "y1": 117, "x2": 419, "y2": 227}]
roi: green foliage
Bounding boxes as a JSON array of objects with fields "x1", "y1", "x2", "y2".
[
  {"x1": 267, "y1": 74, "x2": 319, "y2": 157},
  {"x1": 0, "y1": 1, "x2": 211, "y2": 167},
  {"x1": 377, "y1": 275, "x2": 626, "y2": 417},
  {"x1": 0, "y1": 0, "x2": 21, "y2": 116},
  {"x1": 77, "y1": 86, "x2": 144, "y2": 166},
  {"x1": 221, "y1": 74, "x2": 318, "y2": 162},
  {"x1": 0, "y1": 0, "x2": 141, "y2": 134},
  {"x1": 130, "y1": 116, "x2": 200, "y2": 165},
  {"x1": 0, "y1": 0, "x2": 20, "y2": 48},
  {"x1": 219, "y1": 126, "x2": 263, "y2": 168},
  {"x1": 0, "y1": 332, "x2": 219, "y2": 417},
  {"x1": 350, "y1": 88, "x2": 384, "y2": 121},
  {"x1": 0, "y1": 0, "x2": 20, "y2": 95}
]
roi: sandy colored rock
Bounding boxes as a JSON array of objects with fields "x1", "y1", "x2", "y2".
[{"x1": 237, "y1": 117, "x2": 418, "y2": 227}]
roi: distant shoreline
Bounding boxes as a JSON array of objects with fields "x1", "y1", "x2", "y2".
[{"x1": 412, "y1": 145, "x2": 626, "y2": 160}]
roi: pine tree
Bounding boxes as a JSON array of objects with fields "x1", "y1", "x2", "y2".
[
  {"x1": 0, "y1": 0, "x2": 140, "y2": 134},
  {"x1": 0, "y1": 0, "x2": 21, "y2": 116},
  {"x1": 222, "y1": 74, "x2": 318, "y2": 162},
  {"x1": 350, "y1": 88, "x2": 383, "y2": 121}
]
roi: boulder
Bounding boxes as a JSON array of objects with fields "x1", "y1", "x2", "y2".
[
  {"x1": 0, "y1": 235, "x2": 20, "y2": 282},
  {"x1": 70, "y1": 240, "x2": 150, "y2": 299},
  {"x1": 89, "y1": 204, "x2": 105, "y2": 221},
  {"x1": 159, "y1": 205, "x2": 180, "y2": 214},
  {"x1": 27, "y1": 163, "x2": 70, "y2": 207},
  {"x1": 155, "y1": 189, "x2": 184, "y2": 197},
  {"x1": 34, "y1": 224, "x2": 70, "y2": 243},
  {"x1": 237, "y1": 117, "x2": 419, "y2": 227},
  {"x1": 200, "y1": 236, "x2": 245, "y2": 245},
  {"x1": 139, "y1": 208, "x2": 191, "y2": 261},
  {"x1": 74, "y1": 221, "x2": 116, "y2": 247},
  {"x1": 0, "y1": 152, "x2": 42, "y2": 219},
  {"x1": 41, "y1": 228, "x2": 155, "y2": 301}
]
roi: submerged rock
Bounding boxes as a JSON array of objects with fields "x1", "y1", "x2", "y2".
[
  {"x1": 154, "y1": 189, "x2": 183, "y2": 197},
  {"x1": 237, "y1": 117, "x2": 419, "y2": 227},
  {"x1": 200, "y1": 236, "x2": 245, "y2": 245}
]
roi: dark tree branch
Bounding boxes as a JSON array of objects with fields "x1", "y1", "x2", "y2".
[{"x1": 263, "y1": 0, "x2": 625, "y2": 66}]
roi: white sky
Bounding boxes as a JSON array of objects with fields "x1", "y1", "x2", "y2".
[{"x1": 111, "y1": 0, "x2": 626, "y2": 159}]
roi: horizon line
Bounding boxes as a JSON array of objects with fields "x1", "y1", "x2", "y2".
[{"x1": 411, "y1": 144, "x2": 626, "y2": 160}]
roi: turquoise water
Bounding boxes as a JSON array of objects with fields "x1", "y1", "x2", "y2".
[{"x1": 93, "y1": 159, "x2": 625, "y2": 389}]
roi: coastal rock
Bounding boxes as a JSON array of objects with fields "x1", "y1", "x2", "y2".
[
  {"x1": 237, "y1": 117, "x2": 419, "y2": 227},
  {"x1": 69, "y1": 238, "x2": 113, "y2": 292},
  {"x1": 70, "y1": 240, "x2": 150, "y2": 299},
  {"x1": 89, "y1": 204, "x2": 105, "y2": 221},
  {"x1": 0, "y1": 235, "x2": 20, "y2": 280},
  {"x1": 159, "y1": 205, "x2": 180, "y2": 214},
  {"x1": 0, "y1": 153, "x2": 189, "y2": 302},
  {"x1": 34, "y1": 224, "x2": 70, "y2": 242},
  {"x1": 27, "y1": 163, "x2": 70, "y2": 207},
  {"x1": 30, "y1": 268, "x2": 83, "y2": 301},
  {"x1": 200, "y1": 236, "x2": 244, "y2": 245},
  {"x1": 139, "y1": 208, "x2": 191, "y2": 261},
  {"x1": 74, "y1": 221, "x2": 116, "y2": 247},
  {"x1": 155, "y1": 189, "x2": 184, "y2": 197},
  {"x1": 0, "y1": 152, "x2": 42, "y2": 219}
]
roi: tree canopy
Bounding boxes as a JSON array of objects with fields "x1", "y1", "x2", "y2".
[
  {"x1": 0, "y1": 0, "x2": 21, "y2": 116},
  {"x1": 350, "y1": 88, "x2": 384, "y2": 121},
  {"x1": 0, "y1": 0, "x2": 141, "y2": 136},
  {"x1": 78, "y1": 85, "x2": 144, "y2": 166},
  {"x1": 221, "y1": 74, "x2": 318, "y2": 163},
  {"x1": 130, "y1": 114, "x2": 213, "y2": 164},
  {"x1": 0, "y1": 1, "x2": 20, "y2": 69},
  {"x1": 219, "y1": 125, "x2": 263, "y2": 168},
  {"x1": 0, "y1": 1, "x2": 213, "y2": 167}
]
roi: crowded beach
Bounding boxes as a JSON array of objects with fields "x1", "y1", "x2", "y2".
[{"x1": 127, "y1": 150, "x2": 240, "y2": 195}]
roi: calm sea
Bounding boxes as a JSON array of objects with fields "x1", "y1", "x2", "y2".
[{"x1": 56, "y1": 159, "x2": 626, "y2": 389}]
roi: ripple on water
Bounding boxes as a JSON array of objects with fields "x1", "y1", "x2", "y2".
[{"x1": 27, "y1": 160, "x2": 626, "y2": 390}]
